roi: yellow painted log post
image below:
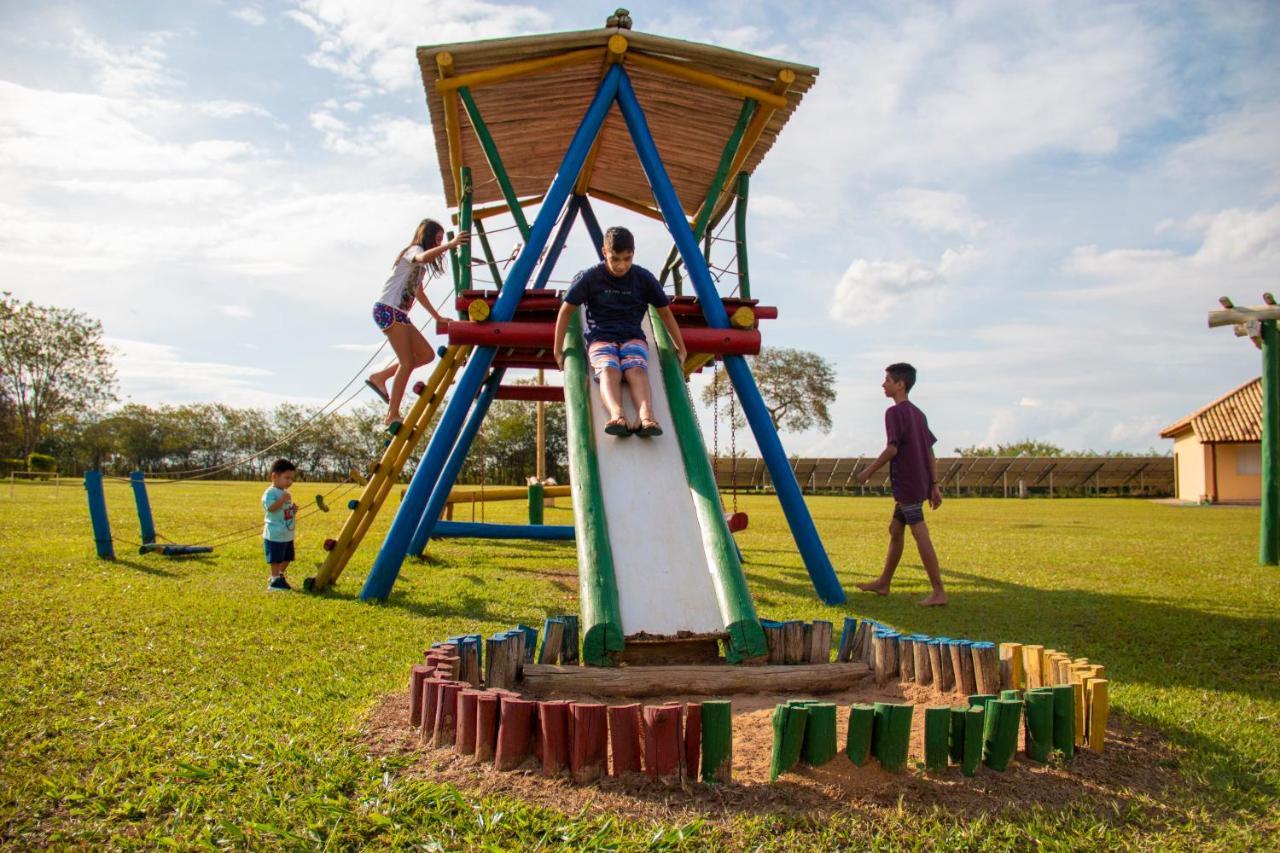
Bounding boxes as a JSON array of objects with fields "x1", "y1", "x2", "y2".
[
  {"x1": 1022, "y1": 644, "x2": 1044, "y2": 689},
  {"x1": 1086, "y1": 678, "x2": 1109, "y2": 751},
  {"x1": 625, "y1": 52, "x2": 790, "y2": 109},
  {"x1": 312, "y1": 346, "x2": 467, "y2": 590},
  {"x1": 999, "y1": 642, "x2": 1023, "y2": 690},
  {"x1": 436, "y1": 52, "x2": 464, "y2": 200},
  {"x1": 574, "y1": 35, "x2": 629, "y2": 195},
  {"x1": 729, "y1": 306, "x2": 756, "y2": 330},
  {"x1": 1072, "y1": 680, "x2": 1087, "y2": 747},
  {"x1": 682, "y1": 352, "x2": 716, "y2": 379}
]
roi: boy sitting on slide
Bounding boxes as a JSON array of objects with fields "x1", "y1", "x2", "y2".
[{"x1": 553, "y1": 226, "x2": 687, "y2": 437}]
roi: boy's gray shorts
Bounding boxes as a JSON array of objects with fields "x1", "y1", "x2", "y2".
[{"x1": 892, "y1": 502, "x2": 925, "y2": 526}]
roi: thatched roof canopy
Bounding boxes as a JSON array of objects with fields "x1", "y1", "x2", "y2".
[{"x1": 417, "y1": 27, "x2": 818, "y2": 215}]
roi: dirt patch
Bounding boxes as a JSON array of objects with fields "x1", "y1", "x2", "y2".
[{"x1": 361, "y1": 678, "x2": 1188, "y2": 825}]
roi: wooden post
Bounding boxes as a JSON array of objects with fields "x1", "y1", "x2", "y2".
[
  {"x1": 1086, "y1": 678, "x2": 1109, "y2": 751},
  {"x1": 802, "y1": 702, "x2": 838, "y2": 767},
  {"x1": 456, "y1": 689, "x2": 480, "y2": 755},
  {"x1": 1051, "y1": 685, "x2": 1075, "y2": 759},
  {"x1": 472, "y1": 218, "x2": 503, "y2": 288},
  {"x1": 845, "y1": 704, "x2": 874, "y2": 767},
  {"x1": 494, "y1": 696, "x2": 535, "y2": 770},
  {"x1": 961, "y1": 705, "x2": 984, "y2": 776},
  {"x1": 433, "y1": 682, "x2": 463, "y2": 747},
  {"x1": 999, "y1": 642, "x2": 1024, "y2": 690},
  {"x1": 837, "y1": 617, "x2": 858, "y2": 662},
  {"x1": 457, "y1": 87, "x2": 531, "y2": 239},
  {"x1": 607, "y1": 703, "x2": 644, "y2": 776},
  {"x1": 1263, "y1": 319, "x2": 1280, "y2": 564},
  {"x1": 929, "y1": 639, "x2": 951, "y2": 693},
  {"x1": 569, "y1": 702, "x2": 607, "y2": 782},
  {"x1": 948, "y1": 641, "x2": 967, "y2": 694},
  {"x1": 914, "y1": 639, "x2": 932, "y2": 686},
  {"x1": 808, "y1": 620, "x2": 832, "y2": 663},
  {"x1": 699, "y1": 699, "x2": 734, "y2": 783},
  {"x1": 924, "y1": 706, "x2": 950, "y2": 773},
  {"x1": 539, "y1": 618, "x2": 564, "y2": 664},
  {"x1": 475, "y1": 693, "x2": 499, "y2": 763},
  {"x1": 643, "y1": 704, "x2": 683, "y2": 782},
  {"x1": 683, "y1": 703, "x2": 702, "y2": 782},
  {"x1": 1024, "y1": 688, "x2": 1054, "y2": 762},
  {"x1": 782, "y1": 620, "x2": 806, "y2": 664},
  {"x1": 898, "y1": 637, "x2": 916, "y2": 684},
  {"x1": 409, "y1": 664, "x2": 432, "y2": 727},
  {"x1": 458, "y1": 166, "x2": 473, "y2": 293},
  {"x1": 762, "y1": 620, "x2": 785, "y2": 664},
  {"x1": 971, "y1": 642, "x2": 1000, "y2": 694},
  {"x1": 871, "y1": 702, "x2": 913, "y2": 772},
  {"x1": 1023, "y1": 644, "x2": 1044, "y2": 689},
  {"x1": 561, "y1": 614, "x2": 579, "y2": 665},
  {"x1": 874, "y1": 631, "x2": 898, "y2": 686},
  {"x1": 734, "y1": 172, "x2": 751, "y2": 299},
  {"x1": 770, "y1": 703, "x2": 808, "y2": 779},
  {"x1": 536, "y1": 368, "x2": 546, "y2": 482}
]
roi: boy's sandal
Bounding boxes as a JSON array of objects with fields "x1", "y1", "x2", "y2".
[
  {"x1": 604, "y1": 417, "x2": 631, "y2": 437},
  {"x1": 364, "y1": 379, "x2": 390, "y2": 403},
  {"x1": 636, "y1": 418, "x2": 663, "y2": 437}
]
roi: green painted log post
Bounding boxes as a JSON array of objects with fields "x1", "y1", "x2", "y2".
[
  {"x1": 562, "y1": 311, "x2": 623, "y2": 665},
  {"x1": 845, "y1": 703, "x2": 874, "y2": 766},
  {"x1": 700, "y1": 700, "x2": 733, "y2": 783},
  {"x1": 961, "y1": 705, "x2": 985, "y2": 776},
  {"x1": 734, "y1": 171, "x2": 751, "y2": 299},
  {"x1": 458, "y1": 87, "x2": 531, "y2": 240},
  {"x1": 770, "y1": 703, "x2": 809, "y2": 779},
  {"x1": 1051, "y1": 684, "x2": 1075, "y2": 759},
  {"x1": 527, "y1": 482, "x2": 544, "y2": 525},
  {"x1": 473, "y1": 218, "x2": 504, "y2": 288},
  {"x1": 458, "y1": 166, "x2": 473, "y2": 292},
  {"x1": 983, "y1": 699, "x2": 1023, "y2": 771},
  {"x1": 924, "y1": 706, "x2": 951, "y2": 773},
  {"x1": 802, "y1": 702, "x2": 837, "y2": 767},
  {"x1": 949, "y1": 706, "x2": 967, "y2": 764},
  {"x1": 1263, "y1": 319, "x2": 1280, "y2": 564},
  {"x1": 659, "y1": 99, "x2": 756, "y2": 286},
  {"x1": 969, "y1": 693, "x2": 997, "y2": 709},
  {"x1": 1024, "y1": 688, "x2": 1054, "y2": 762},
  {"x1": 872, "y1": 702, "x2": 913, "y2": 772},
  {"x1": 1000, "y1": 689, "x2": 1023, "y2": 701},
  {"x1": 447, "y1": 230, "x2": 460, "y2": 295},
  {"x1": 651, "y1": 308, "x2": 766, "y2": 662}
]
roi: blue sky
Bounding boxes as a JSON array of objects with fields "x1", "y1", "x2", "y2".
[{"x1": 1, "y1": 1, "x2": 1277, "y2": 456}]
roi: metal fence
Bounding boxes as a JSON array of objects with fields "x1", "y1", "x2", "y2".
[{"x1": 709, "y1": 456, "x2": 1174, "y2": 497}]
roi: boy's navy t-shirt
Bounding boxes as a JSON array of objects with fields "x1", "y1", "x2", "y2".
[
  {"x1": 563, "y1": 263, "x2": 669, "y2": 344},
  {"x1": 885, "y1": 400, "x2": 937, "y2": 505}
]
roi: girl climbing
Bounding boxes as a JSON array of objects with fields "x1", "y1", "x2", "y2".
[{"x1": 366, "y1": 219, "x2": 469, "y2": 426}]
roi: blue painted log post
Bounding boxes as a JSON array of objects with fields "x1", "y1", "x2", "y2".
[
  {"x1": 129, "y1": 471, "x2": 157, "y2": 550},
  {"x1": 360, "y1": 65, "x2": 623, "y2": 601},
  {"x1": 613, "y1": 69, "x2": 845, "y2": 604},
  {"x1": 431, "y1": 521, "x2": 574, "y2": 540},
  {"x1": 84, "y1": 470, "x2": 114, "y2": 559}
]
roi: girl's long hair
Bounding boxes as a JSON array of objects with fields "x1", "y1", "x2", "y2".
[{"x1": 393, "y1": 218, "x2": 446, "y2": 277}]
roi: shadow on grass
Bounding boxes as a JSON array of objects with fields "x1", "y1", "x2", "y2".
[{"x1": 111, "y1": 557, "x2": 183, "y2": 578}]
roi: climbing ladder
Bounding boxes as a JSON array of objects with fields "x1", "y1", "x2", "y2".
[{"x1": 306, "y1": 344, "x2": 471, "y2": 591}]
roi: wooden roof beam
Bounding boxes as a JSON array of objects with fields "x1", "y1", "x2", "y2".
[
  {"x1": 436, "y1": 52, "x2": 465, "y2": 200},
  {"x1": 453, "y1": 194, "x2": 546, "y2": 224},
  {"x1": 626, "y1": 51, "x2": 790, "y2": 109},
  {"x1": 574, "y1": 35, "x2": 629, "y2": 195},
  {"x1": 586, "y1": 187, "x2": 670, "y2": 223},
  {"x1": 436, "y1": 46, "x2": 606, "y2": 92}
]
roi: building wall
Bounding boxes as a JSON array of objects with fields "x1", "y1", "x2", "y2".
[
  {"x1": 1214, "y1": 442, "x2": 1262, "y2": 503},
  {"x1": 1172, "y1": 432, "x2": 1206, "y2": 501}
]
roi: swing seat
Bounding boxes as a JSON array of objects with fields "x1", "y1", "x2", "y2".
[{"x1": 724, "y1": 511, "x2": 749, "y2": 533}]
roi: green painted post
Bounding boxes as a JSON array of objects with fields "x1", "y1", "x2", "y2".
[
  {"x1": 1262, "y1": 319, "x2": 1280, "y2": 564},
  {"x1": 924, "y1": 706, "x2": 951, "y2": 773},
  {"x1": 700, "y1": 700, "x2": 733, "y2": 783},
  {"x1": 458, "y1": 87, "x2": 531, "y2": 240},
  {"x1": 473, "y1": 218, "x2": 504, "y2": 288},
  {"x1": 734, "y1": 171, "x2": 751, "y2": 299},
  {"x1": 446, "y1": 230, "x2": 460, "y2": 297},
  {"x1": 458, "y1": 166, "x2": 473, "y2": 293},
  {"x1": 527, "y1": 482, "x2": 544, "y2": 525},
  {"x1": 845, "y1": 703, "x2": 874, "y2": 766}
]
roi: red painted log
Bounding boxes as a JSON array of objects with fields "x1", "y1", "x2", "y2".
[
  {"x1": 409, "y1": 664, "x2": 432, "y2": 727},
  {"x1": 495, "y1": 385, "x2": 564, "y2": 402},
  {"x1": 491, "y1": 355, "x2": 558, "y2": 371},
  {"x1": 494, "y1": 697, "x2": 535, "y2": 770},
  {"x1": 420, "y1": 679, "x2": 444, "y2": 742},
  {"x1": 683, "y1": 703, "x2": 702, "y2": 783},
  {"x1": 456, "y1": 689, "x2": 481, "y2": 755},
  {"x1": 433, "y1": 682, "x2": 463, "y2": 747},
  {"x1": 475, "y1": 693, "x2": 500, "y2": 763},
  {"x1": 447, "y1": 321, "x2": 761, "y2": 356},
  {"x1": 437, "y1": 655, "x2": 461, "y2": 680},
  {"x1": 608, "y1": 703, "x2": 644, "y2": 777},
  {"x1": 537, "y1": 700, "x2": 571, "y2": 777},
  {"x1": 724, "y1": 511, "x2": 749, "y2": 533},
  {"x1": 643, "y1": 704, "x2": 684, "y2": 782},
  {"x1": 569, "y1": 703, "x2": 608, "y2": 784},
  {"x1": 455, "y1": 292, "x2": 777, "y2": 322}
]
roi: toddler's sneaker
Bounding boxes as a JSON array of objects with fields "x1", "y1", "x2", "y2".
[{"x1": 268, "y1": 576, "x2": 292, "y2": 591}]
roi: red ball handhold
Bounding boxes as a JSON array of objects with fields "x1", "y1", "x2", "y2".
[
  {"x1": 322, "y1": 538, "x2": 337, "y2": 551},
  {"x1": 413, "y1": 380, "x2": 426, "y2": 395}
]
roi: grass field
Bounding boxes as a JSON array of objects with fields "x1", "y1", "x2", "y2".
[{"x1": 1, "y1": 478, "x2": 1277, "y2": 849}]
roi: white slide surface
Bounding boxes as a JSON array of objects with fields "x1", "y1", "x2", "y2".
[{"x1": 585, "y1": 316, "x2": 724, "y2": 636}]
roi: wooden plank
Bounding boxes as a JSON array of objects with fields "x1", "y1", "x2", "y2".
[{"x1": 521, "y1": 662, "x2": 870, "y2": 697}]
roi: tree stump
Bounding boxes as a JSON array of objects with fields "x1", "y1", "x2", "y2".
[{"x1": 607, "y1": 703, "x2": 644, "y2": 776}]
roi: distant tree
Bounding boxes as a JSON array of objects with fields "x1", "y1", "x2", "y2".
[
  {"x1": 0, "y1": 293, "x2": 117, "y2": 457},
  {"x1": 954, "y1": 439, "x2": 1065, "y2": 457},
  {"x1": 701, "y1": 347, "x2": 837, "y2": 434}
]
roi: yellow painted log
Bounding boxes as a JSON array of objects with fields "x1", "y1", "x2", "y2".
[
  {"x1": 1072, "y1": 680, "x2": 1087, "y2": 747},
  {"x1": 459, "y1": 194, "x2": 546, "y2": 223},
  {"x1": 999, "y1": 642, "x2": 1023, "y2": 690},
  {"x1": 682, "y1": 352, "x2": 715, "y2": 378},
  {"x1": 437, "y1": 52, "x2": 464, "y2": 200},
  {"x1": 443, "y1": 484, "x2": 571, "y2": 504},
  {"x1": 626, "y1": 51, "x2": 790, "y2": 109},
  {"x1": 436, "y1": 47, "x2": 605, "y2": 93},
  {"x1": 1086, "y1": 678, "x2": 1109, "y2": 751},
  {"x1": 705, "y1": 69, "x2": 795, "y2": 225},
  {"x1": 587, "y1": 188, "x2": 670, "y2": 222},
  {"x1": 467, "y1": 299, "x2": 491, "y2": 322},
  {"x1": 572, "y1": 36, "x2": 628, "y2": 195},
  {"x1": 1022, "y1": 644, "x2": 1043, "y2": 689},
  {"x1": 729, "y1": 305, "x2": 756, "y2": 329}
]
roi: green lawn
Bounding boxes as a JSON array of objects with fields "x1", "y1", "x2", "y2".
[{"x1": 1, "y1": 479, "x2": 1277, "y2": 849}]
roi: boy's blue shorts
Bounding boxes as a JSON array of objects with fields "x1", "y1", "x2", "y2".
[
  {"x1": 892, "y1": 502, "x2": 925, "y2": 526},
  {"x1": 263, "y1": 539, "x2": 295, "y2": 564}
]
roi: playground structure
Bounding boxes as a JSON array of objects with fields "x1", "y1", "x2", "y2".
[
  {"x1": 1208, "y1": 294, "x2": 1280, "y2": 564},
  {"x1": 302, "y1": 13, "x2": 849, "y2": 666},
  {"x1": 83, "y1": 471, "x2": 213, "y2": 558}
]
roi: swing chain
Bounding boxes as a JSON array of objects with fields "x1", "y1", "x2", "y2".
[
  {"x1": 729, "y1": 377, "x2": 738, "y2": 514},
  {"x1": 712, "y1": 360, "x2": 720, "y2": 504}
]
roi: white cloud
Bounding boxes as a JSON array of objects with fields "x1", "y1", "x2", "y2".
[
  {"x1": 194, "y1": 99, "x2": 271, "y2": 119},
  {"x1": 285, "y1": 0, "x2": 551, "y2": 92},
  {"x1": 831, "y1": 246, "x2": 981, "y2": 326},
  {"x1": 308, "y1": 107, "x2": 432, "y2": 163},
  {"x1": 72, "y1": 29, "x2": 178, "y2": 97},
  {"x1": 877, "y1": 188, "x2": 987, "y2": 236},
  {"x1": 108, "y1": 337, "x2": 282, "y2": 406},
  {"x1": 750, "y1": 193, "x2": 803, "y2": 220},
  {"x1": 1166, "y1": 103, "x2": 1280, "y2": 189},
  {"x1": 220, "y1": 305, "x2": 253, "y2": 318},
  {"x1": 231, "y1": 6, "x2": 267, "y2": 27},
  {"x1": 332, "y1": 342, "x2": 382, "y2": 352}
]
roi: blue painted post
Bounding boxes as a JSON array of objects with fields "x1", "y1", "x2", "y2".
[
  {"x1": 613, "y1": 70, "x2": 846, "y2": 604},
  {"x1": 432, "y1": 521, "x2": 574, "y2": 540},
  {"x1": 84, "y1": 470, "x2": 114, "y2": 559},
  {"x1": 408, "y1": 198, "x2": 585, "y2": 555},
  {"x1": 576, "y1": 195, "x2": 606, "y2": 252},
  {"x1": 360, "y1": 65, "x2": 624, "y2": 601},
  {"x1": 129, "y1": 471, "x2": 157, "y2": 550}
]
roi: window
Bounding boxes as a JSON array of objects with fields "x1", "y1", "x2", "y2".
[{"x1": 1236, "y1": 444, "x2": 1261, "y2": 476}]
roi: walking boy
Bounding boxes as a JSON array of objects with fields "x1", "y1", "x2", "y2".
[
  {"x1": 262, "y1": 458, "x2": 298, "y2": 591},
  {"x1": 855, "y1": 363, "x2": 948, "y2": 606},
  {"x1": 552, "y1": 226, "x2": 687, "y2": 436}
]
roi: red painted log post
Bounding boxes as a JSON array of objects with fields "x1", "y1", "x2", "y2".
[
  {"x1": 643, "y1": 703, "x2": 683, "y2": 782},
  {"x1": 433, "y1": 682, "x2": 463, "y2": 747},
  {"x1": 420, "y1": 679, "x2": 444, "y2": 742},
  {"x1": 409, "y1": 664, "x2": 432, "y2": 727},
  {"x1": 475, "y1": 693, "x2": 500, "y2": 763},
  {"x1": 608, "y1": 703, "x2": 644, "y2": 777},
  {"x1": 494, "y1": 697, "x2": 535, "y2": 771},
  {"x1": 456, "y1": 689, "x2": 481, "y2": 755},
  {"x1": 538, "y1": 700, "x2": 572, "y2": 777},
  {"x1": 569, "y1": 703, "x2": 609, "y2": 783},
  {"x1": 683, "y1": 703, "x2": 702, "y2": 783}
]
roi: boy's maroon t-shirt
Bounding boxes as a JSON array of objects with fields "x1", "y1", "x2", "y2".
[{"x1": 885, "y1": 400, "x2": 937, "y2": 505}]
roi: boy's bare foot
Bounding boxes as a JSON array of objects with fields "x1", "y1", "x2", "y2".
[
  {"x1": 856, "y1": 581, "x2": 890, "y2": 596},
  {"x1": 917, "y1": 592, "x2": 949, "y2": 607}
]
